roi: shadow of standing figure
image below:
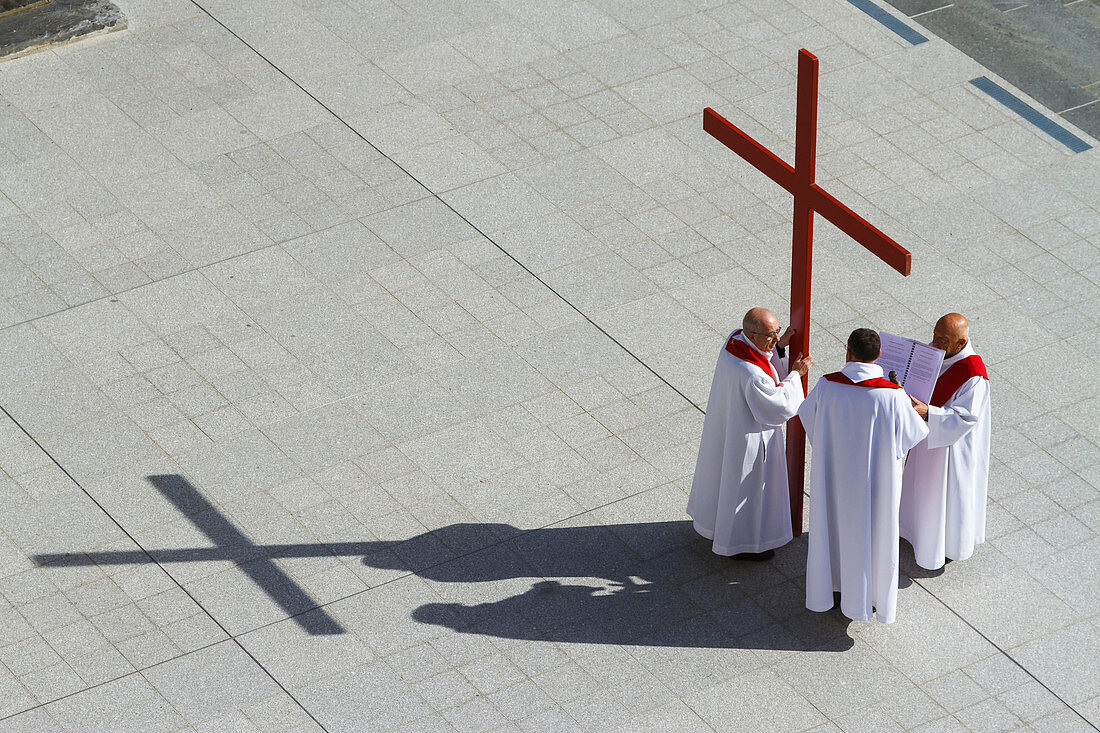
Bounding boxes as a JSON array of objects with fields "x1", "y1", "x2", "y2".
[{"x1": 382, "y1": 520, "x2": 854, "y2": 652}]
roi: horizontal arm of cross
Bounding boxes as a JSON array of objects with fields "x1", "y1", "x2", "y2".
[
  {"x1": 703, "y1": 107, "x2": 797, "y2": 195},
  {"x1": 703, "y1": 107, "x2": 910, "y2": 276},
  {"x1": 33, "y1": 541, "x2": 389, "y2": 566},
  {"x1": 807, "y1": 184, "x2": 911, "y2": 275}
]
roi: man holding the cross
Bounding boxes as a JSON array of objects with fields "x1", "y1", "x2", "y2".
[
  {"x1": 687, "y1": 308, "x2": 812, "y2": 560},
  {"x1": 798, "y1": 329, "x2": 927, "y2": 623}
]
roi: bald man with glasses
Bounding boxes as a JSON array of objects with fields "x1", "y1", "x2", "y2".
[{"x1": 687, "y1": 308, "x2": 812, "y2": 560}]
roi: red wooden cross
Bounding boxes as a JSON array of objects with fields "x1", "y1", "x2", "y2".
[{"x1": 703, "y1": 49, "x2": 911, "y2": 536}]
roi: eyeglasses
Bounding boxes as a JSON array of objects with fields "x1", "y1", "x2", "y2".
[{"x1": 749, "y1": 329, "x2": 782, "y2": 340}]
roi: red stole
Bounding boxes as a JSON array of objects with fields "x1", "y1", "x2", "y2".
[
  {"x1": 930, "y1": 355, "x2": 988, "y2": 407},
  {"x1": 725, "y1": 330, "x2": 778, "y2": 386},
  {"x1": 823, "y1": 372, "x2": 903, "y2": 390}
]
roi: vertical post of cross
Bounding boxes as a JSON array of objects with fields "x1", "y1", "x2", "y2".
[{"x1": 786, "y1": 49, "x2": 819, "y2": 537}]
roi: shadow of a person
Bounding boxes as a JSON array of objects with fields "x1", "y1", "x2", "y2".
[{"x1": 392, "y1": 523, "x2": 854, "y2": 653}]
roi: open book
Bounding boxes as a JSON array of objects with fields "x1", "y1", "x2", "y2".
[{"x1": 875, "y1": 332, "x2": 946, "y2": 404}]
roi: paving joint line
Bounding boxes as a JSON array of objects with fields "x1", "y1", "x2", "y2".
[
  {"x1": 186, "y1": 0, "x2": 705, "y2": 417},
  {"x1": 909, "y1": 3, "x2": 954, "y2": 18},
  {"x1": 0, "y1": 403, "x2": 331, "y2": 732},
  {"x1": 0, "y1": 192, "x2": 434, "y2": 335},
  {"x1": 1059, "y1": 98, "x2": 1100, "y2": 114},
  {"x1": 0, "y1": 636, "x2": 230, "y2": 723},
  {"x1": 911, "y1": 575, "x2": 1098, "y2": 730}
]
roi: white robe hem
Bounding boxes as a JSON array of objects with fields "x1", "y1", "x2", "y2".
[
  {"x1": 807, "y1": 600, "x2": 894, "y2": 624},
  {"x1": 900, "y1": 527, "x2": 984, "y2": 570},
  {"x1": 900, "y1": 527, "x2": 943, "y2": 571},
  {"x1": 691, "y1": 520, "x2": 793, "y2": 555}
]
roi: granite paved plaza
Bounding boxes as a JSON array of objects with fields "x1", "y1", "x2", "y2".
[{"x1": 0, "y1": 0, "x2": 1097, "y2": 730}]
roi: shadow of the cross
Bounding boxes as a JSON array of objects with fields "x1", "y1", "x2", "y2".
[
  {"x1": 32, "y1": 474, "x2": 853, "y2": 651},
  {"x1": 35, "y1": 475, "x2": 345, "y2": 636}
]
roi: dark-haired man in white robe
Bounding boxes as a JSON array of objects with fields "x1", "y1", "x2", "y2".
[
  {"x1": 902, "y1": 313, "x2": 991, "y2": 569},
  {"x1": 687, "y1": 307, "x2": 811, "y2": 560},
  {"x1": 798, "y1": 328, "x2": 928, "y2": 623}
]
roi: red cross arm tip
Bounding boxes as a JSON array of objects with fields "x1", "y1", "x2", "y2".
[
  {"x1": 808, "y1": 184, "x2": 911, "y2": 276},
  {"x1": 703, "y1": 107, "x2": 796, "y2": 195}
]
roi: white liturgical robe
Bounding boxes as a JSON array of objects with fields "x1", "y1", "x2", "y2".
[
  {"x1": 687, "y1": 330, "x2": 804, "y2": 555},
  {"x1": 798, "y1": 362, "x2": 929, "y2": 624},
  {"x1": 900, "y1": 342, "x2": 991, "y2": 570}
]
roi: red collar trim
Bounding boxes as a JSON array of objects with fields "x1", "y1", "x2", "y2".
[
  {"x1": 930, "y1": 355, "x2": 988, "y2": 407},
  {"x1": 725, "y1": 330, "x2": 778, "y2": 386},
  {"x1": 823, "y1": 371, "x2": 903, "y2": 390}
]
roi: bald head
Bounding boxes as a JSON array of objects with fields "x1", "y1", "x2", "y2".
[
  {"x1": 743, "y1": 308, "x2": 778, "y2": 334},
  {"x1": 932, "y1": 313, "x2": 969, "y2": 357},
  {"x1": 742, "y1": 308, "x2": 781, "y2": 352}
]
